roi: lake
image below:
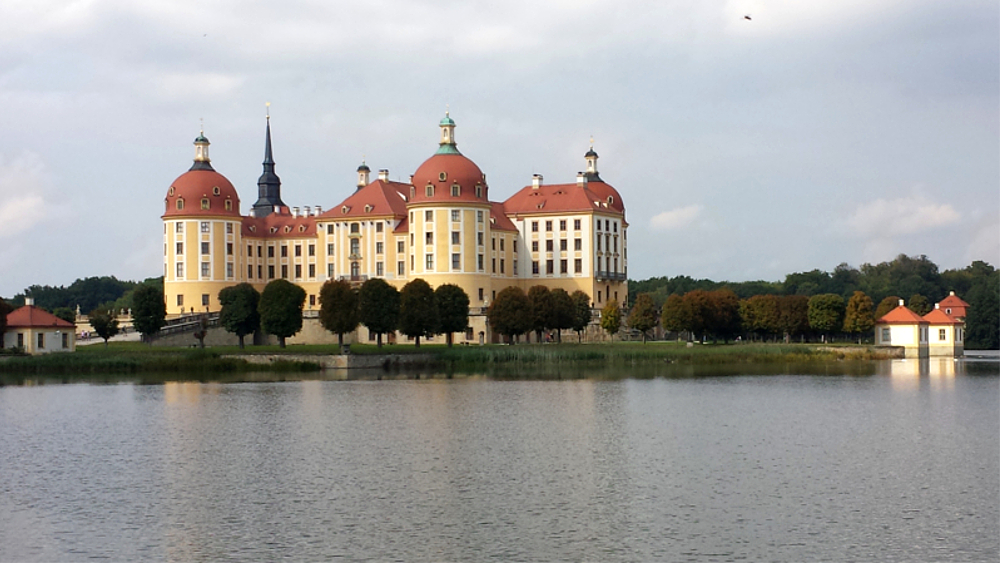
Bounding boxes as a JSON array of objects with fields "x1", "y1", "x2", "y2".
[{"x1": 1, "y1": 358, "x2": 997, "y2": 561}]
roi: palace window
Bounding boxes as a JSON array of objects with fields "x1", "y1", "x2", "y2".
[
  {"x1": 295, "y1": 264, "x2": 302, "y2": 279},
  {"x1": 376, "y1": 242, "x2": 384, "y2": 254},
  {"x1": 176, "y1": 222, "x2": 183, "y2": 233},
  {"x1": 425, "y1": 254, "x2": 434, "y2": 270},
  {"x1": 351, "y1": 223, "x2": 360, "y2": 234},
  {"x1": 201, "y1": 199, "x2": 210, "y2": 210},
  {"x1": 575, "y1": 259, "x2": 582, "y2": 273},
  {"x1": 226, "y1": 223, "x2": 233, "y2": 234},
  {"x1": 268, "y1": 265, "x2": 275, "y2": 278},
  {"x1": 295, "y1": 245, "x2": 302, "y2": 257},
  {"x1": 201, "y1": 242, "x2": 209, "y2": 255},
  {"x1": 939, "y1": 329, "x2": 947, "y2": 341},
  {"x1": 451, "y1": 184, "x2": 460, "y2": 197},
  {"x1": 546, "y1": 259, "x2": 553, "y2": 274},
  {"x1": 201, "y1": 262, "x2": 210, "y2": 277},
  {"x1": 451, "y1": 210, "x2": 460, "y2": 222},
  {"x1": 531, "y1": 221, "x2": 538, "y2": 232},
  {"x1": 376, "y1": 222, "x2": 383, "y2": 233},
  {"x1": 560, "y1": 239, "x2": 567, "y2": 251},
  {"x1": 452, "y1": 231, "x2": 460, "y2": 244},
  {"x1": 226, "y1": 243, "x2": 233, "y2": 256},
  {"x1": 176, "y1": 263, "x2": 184, "y2": 278},
  {"x1": 350, "y1": 239, "x2": 359, "y2": 255},
  {"x1": 281, "y1": 265, "x2": 288, "y2": 278},
  {"x1": 248, "y1": 265, "x2": 253, "y2": 279},
  {"x1": 545, "y1": 220, "x2": 552, "y2": 232},
  {"x1": 477, "y1": 232, "x2": 484, "y2": 246},
  {"x1": 226, "y1": 263, "x2": 234, "y2": 278},
  {"x1": 376, "y1": 262, "x2": 383, "y2": 276},
  {"x1": 452, "y1": 253, "x2": 460, "y2": 270},
  {"x1": 532, "y1": 241, "x2": 538, "y2": 252},
  {"x1": 426, "y1": 232, "x2": 433, "y2": 245},
  {"x1": 425, "y1": 210, "x2": 433, "y2": 222},
  {"x1": 397, "y1": 240, "x2": 404, "y2": 253},
  {"x1": 308, "y1": 244, "x2": 315, "y2": 257},
  {"x1": 201, "y1": 222, "x2": 209, "y2": 233},
  {"x1": 477, "y1": 211, "x2": 483, "y2": 223},
  {"x1": 478, "y1": 254, "x2": 484, "y2": 271},
  {"x1": 560, "y1": 259, "x2": 567, "y2": 274},
  {"x1": 176, "y1": 242, "x2": 183, "y2": 255},
  {"x1": 532, "y1": 261, "x2": 539, "y2": 275},
  {"x1": 574, "y1": 219, "x2": 581, "y2": 230},
  {"x1": 559, "y1": 220, "x2": 566, "y2": 231},
  {"x1": 177, "y1": 294, "x2": 184, "y2": 307},
  {"x1": 500, "y1": 259, "x2": 505, "y2": 274},
  {"x1": 398, "y1": 261, "x2": 405, "y2": 275},
  {"x1": 546, "y1": 240, "x2": 553, "y2": 252}
]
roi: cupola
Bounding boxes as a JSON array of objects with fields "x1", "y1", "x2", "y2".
[
  {"x1": 357, "y1": 160, "x2": 370, "y2": 189},
  {"x1": 584, "y1": 139, "x2": 601, "y2": 181},
  {"x1": 190, "y1": 129, "x2": 214, "y2": 171},
  {"x1": 437, "y1": 111, "x2": 460, "y2": 155}
]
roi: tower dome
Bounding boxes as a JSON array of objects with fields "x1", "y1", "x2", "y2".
[
  {"x1": 163, "y1": 131, "x2": 240, "y2": 218},
  {"x1": 410, "y1": 113, "x2": 489, "y2": 204}
]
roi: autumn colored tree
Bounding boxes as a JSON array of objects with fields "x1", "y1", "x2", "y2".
[
  {"x1": 681, "y1": 290, "x2": 712, "y2": 342},
  {"x1": 218, "y1": 283, "x2": 260, "y2": 348},
  {"x1": 777, "y1": 295, "x2": 811, "y2": 342},
  {"x1": 398, "y1": 279, "x2": 437, "y2": 347},
  {"x1": 843, "y1": 290, "x2": 875, "y2": 344},
  {"x1": 488, "y1": 286, "x2": 531, "y2": 344},
  {"x1": 319, "y1": 279, "x2": 360, "y2": 350},
  {"x1": 808, "y1": 293, "x2": 845, "y2": 342},
  {"x1": 570, "y1": 290, "x2": 592, "y2": 343},
  {"x1": 740, "y1": 295, "x2": 780, "y2": 341},
  {"x1": 874, "y1": 295, "x2": 901, "y2": 320},
  {"x1": 708, "y1": 289, "x2": 741, "y2": 343},
  {"x1": 600, "y1": 299, "x2": 622, "y2": 341},
  {"x1": 660, "y1": 293, "x2": 688, "y2": 340},
  {"x1": 259, "y1": 279, "x2": 306, "y2": 348},
  {"x1": 627, "y1": 293, "x2": 658, "y2": 343},
  {"x1": 359, "y1": 278, "x2": 400, "y2": 348},
  {"x1": 548, "y1": 288, "x2": 575, "y2": 343},
  {"x1": 435, "y1": 284, "x2": 470, "y2": 347},
  {"x1": 527, "y1": 285, "x2": 553, "y2": 343}
]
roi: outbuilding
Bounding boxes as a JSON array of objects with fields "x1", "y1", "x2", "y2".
[{"x1": 3, "y1": 298, "x2": 76, "y2": 354}]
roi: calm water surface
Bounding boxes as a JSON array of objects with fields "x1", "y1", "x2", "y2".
[{"x1": 0, "y1": 360, "x2": 997, "y2": 562}]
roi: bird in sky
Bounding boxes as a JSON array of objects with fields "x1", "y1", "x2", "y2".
[{"x1": 744, "y1": 15, "x2": 752, "y2": 21}]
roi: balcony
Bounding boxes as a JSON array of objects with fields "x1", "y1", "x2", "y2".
[
  {"x1": 338, "y1": 275, "x2": 369, "y2": 283},
  {"x1": 595, "y1": 271, "x2": 627, "y2": 282}
]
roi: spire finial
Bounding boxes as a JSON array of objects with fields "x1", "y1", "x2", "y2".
[
  {"x1": 200, "y1": 117, "x2": 204, "y2": 135},
  {"x1": 590, "y1": 135, "x2": 594, "y2": 149},
  {"x1": 265, "y1": 102, "x2": 270, "y2": 119},
  {"x1": 445, "y1": 103, "x2": 449, "y2": 117}
]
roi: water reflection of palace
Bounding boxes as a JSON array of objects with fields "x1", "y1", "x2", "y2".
[{"x1": 882, "y1": 358, "x2": 965, "y2": 390}]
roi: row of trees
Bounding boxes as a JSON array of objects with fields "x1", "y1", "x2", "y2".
[
  {"x1": 486, "y1": 286, "x2": 593, "y2": 343},
  {"x1": 630, "y1": 255, "x2": 993, "y2": 309},
  {"x1": 215, "y1": 278, "x2": 473, "y2": 349}
]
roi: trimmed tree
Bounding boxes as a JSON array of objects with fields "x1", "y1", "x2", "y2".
[
  {"x1": 359, "y1": 278, "x2": 400, "y2": 348},
  {"x1": 843, "y1": 290, "x2": 875, "y2": 344},
  {"x1": 681, "y1": 290, "x2": 712, "y2": 342},
  {"x1": 487, "y1": 286, "x2": 531, "y2": 344},
  {"x1": 808, "y1": 293, "x2": 845, "y2": 343},
  {"x1": 777, "y1": 295, "x2": 811, "y2": 343},
  {"x1": 435, "y1": 284, "x2": 470, "y2": 347},
  {"x1": 218, "y1": 283, "x2": 260, "y2": 349},
  {"x1": 132, "y1": 283, "x2": 167, "y2": 344},
  {"x1": 259, "y1": 279, "x2": 306, "y2": 348},
  {"x1": 549, "y1": 288, "x2": 575, "y2": 343},
  {"x1": 627, "y1": 293, "x2": 658, "y2": 343},
  {"x1": 660, "y1": 293, "x2": 687, "y2": 341},
  {"x1": 399, "y1": 278, "x2": 437, "y2": 347},
  {"x1": 569, "y1": 290, "x2": 592, "y2": 343},
  {"x1": 600, "y1": 299, "x2": 622, "y2": 342},
  {"x1": 708, "y1": 289, "x2": 741, "y2": 343},
  {"x1": 527, "y1": 285, "x2": 553, "y2": 343},
  {"x1": 88, "y1": 308, "x2": 119, "y2": 347},
  {"x1": 319, "y1": 279, "x2": 360, "y2": 351},
  {"x1": 741, "y1": 295, "x2": 780, "y2": 341},
  {"x1": 874, "y1": 295, "x2": 901, "y2": 320}
]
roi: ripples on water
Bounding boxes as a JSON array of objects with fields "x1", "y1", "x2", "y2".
[{"x1": 0, "y1": 360, "x2": 997, "y2": 562}]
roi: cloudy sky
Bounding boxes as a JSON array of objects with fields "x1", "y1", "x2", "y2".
[{"x1": 0, "y1": 0, "x2": 996, "y2": 297}]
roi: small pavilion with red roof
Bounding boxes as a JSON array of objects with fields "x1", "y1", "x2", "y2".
[
  {"x1": 3, "y1": 298, "x2": 76, "y2": 354},
  {"x1": 875, "y1": 295, "x2": 967, "y2": 358}
]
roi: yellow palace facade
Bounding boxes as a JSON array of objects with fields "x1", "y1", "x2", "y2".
[{"x1": 162, "y1": 113, "x2": 627, "y2": 342}]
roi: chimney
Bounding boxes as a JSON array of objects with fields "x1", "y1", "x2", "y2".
[
  {"x1": 949, "y1": 290, "x2": 956, "y2": 296},
  {"x1": 314, "y1": 206, "x2": 322, "y2": 216},
  {"x1": 532, "y1": 174, "x2": 542, "y2": 190},
  {"x1": 303, "y1": 206, "x2": 311, "y2": 217},
  {"x1": 292, "y1": 207, "x2": 300, "y2": 218},
  {"x1": 25, "y1": 297, "x2": 34, "y2": 306},
  {"x1": 898, "y1": 299, "x2": 905, "y2": 307},
  {"x1": 576, "y1": 172, "x2": 587, "y2": 188},
  {"x1": 378, "y1": 169, "x2": 389, "y2": 181},
  {"x1": 935, "y1": 303, "x2": 940, "y2": 309}
]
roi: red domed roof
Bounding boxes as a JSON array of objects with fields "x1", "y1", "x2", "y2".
[
  {"x1": 163, "y1": 168, "x2": 241, "y2": 218},
  {"x1": 410, "y1": 153, "x2": 489, "y2": 205}
]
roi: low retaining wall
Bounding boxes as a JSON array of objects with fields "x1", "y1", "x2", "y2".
[{"x1": 225, "y1": 353, "x2": 437, "y2": 370}]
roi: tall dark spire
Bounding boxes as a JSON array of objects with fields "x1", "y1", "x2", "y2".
[{"x1": 252, "y1": 105, "x2": 285, "y2": 217}]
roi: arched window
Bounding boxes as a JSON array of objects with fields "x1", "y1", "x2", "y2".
[
  {"x1": 451, "y1": 184, "x2": 460, "y2": 197},
  {"x1": 224, "y1": 200, "x2": 232, "y2": 211},
  {"x1": 201, "y1": 199, "x2": 210, "y2": 210},
  {"x1": 475, "y1": 185, "x2": 483, "y2": 198},
  {"x1": 176, "y1": 198, "x2": 184, "y2": 210},
  {"x1": 426, "y1": 184, "x2": 434, "y2": 197}
]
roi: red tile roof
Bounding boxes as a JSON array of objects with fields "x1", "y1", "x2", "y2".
[
  {"x1": 6, "y1": 305, "x2": 75, "y2": 329},
  {"x1": 410, "y1": 153, "x2": 490, "y2": 205},
  {"x1": 922, "y1": 308, "x2": 962, "y2": 325},
  {"x1": 877, "y1": 305, "x2": 928, "y2": 325},
  {"x1": 938, "y1": 294, "x2": 969, "y2": 308},
  {"x1": 489, "y1": 202, "x2": 518, "y2": 232},
  {"x1": 162, "y1": 169, "x2": 242, "y2": 219},
  {"x1": 319, "y1": 179, "x2": 409, "y2": 220},
  {"x1": 242, "y1": 209, "x2": 316, "y2": 238},
  {"x1": 503, "y1": 180, "x2": 625, "y2": 216}
]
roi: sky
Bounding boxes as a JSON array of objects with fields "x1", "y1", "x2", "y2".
[{"x1": 0, "y1": 0, "x2": 997, "y2": 298}]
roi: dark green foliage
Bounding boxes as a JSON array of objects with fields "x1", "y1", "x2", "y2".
[
  {"x1": 708, "y1": 289, "x2": 742, "y2": 343},
  {"x1": 88, "y1": 308, "x2": 119, "y2": 347},
  {"x1": 907, "y1": 294, "x2": 932, "y2": 316},
  {"x1": 52, "y1": 307, "x2": 77, "y2": 324},
  {"x1": 570, "y1": 290, "x2": 592, "y2": 342},
  {"x1": 435, "y1": 284, "x2": 470, "y2": 347},
  {"x1": 660, "y1": 293, "x2": 687, "y2": 337},
  {"x1": 488, "y1": 286, "x2": 531, "y2": 344},
  {"x1": 16, "y1": 276, "x2": 139, "y2": 313},
  {"x1": 218, "y1": 283, "x2": 260, "y2": 349},
  {"x1": 548, "y1": 289, "x2": 575, "y2": 342},
  {"x1": 259, "y1": 279, "x2": 306, "y2": 348},
  {"x1": 527, "y1": 285, "x2": 552, "y2": 342},
  {"x1": 874, "y1": 296, "x2": 901, "y2": 320},
  {"x1": 627, "y1": 293, "x2": 658, "y2": 343},
  {"x1": 600, "y1": 300, "x2": 622, "y2": 340},
  {"x1": 808, "y1": 294, "x2": 846, "y2": 340},
  {"x1": 399, "y1": 279, "x2": 437, "y2": 347},
  {"x1": 0, "y1": 298, "x2": 12, "y2": 339},
  {"x1": 131, "y1": 283, "x2": 166, "y2": 343},
  {"x1": 843, "y1": 291, "x2": 875, "y2": 342},
  {"x1": 777, "y1": 295, "x2": 810, "y2": 340},
  {"x1": 359, "y1": 278, "x2": 400, "y2": 348},
  {"x1": 319, "y1": 279, "x2": 360, "y2": 347},
  {"x1": 965, "y1": 269, "x2": 999, "y2": 350}
]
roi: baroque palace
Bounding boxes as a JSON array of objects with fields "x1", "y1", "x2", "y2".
[{"x1": 162, "y1": 113, "x2": 627, "y2": 343}]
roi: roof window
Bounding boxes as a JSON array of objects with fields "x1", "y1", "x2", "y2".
[
  {"x1": 213, "y1": 186, "x2": 221, "y2": 196},
  {"x1": 176, "y1": 198, "x2": 184, "y2": 210},
  {"x1": 439, "y1": 172, "x2": 447, "y2": 181},
  {"x1": 201, "y1": 199, "x2": 210, "y2": 210}
]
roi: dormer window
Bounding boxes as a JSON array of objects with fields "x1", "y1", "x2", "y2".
[
  {"x1": 270, "y1": 227, "x2": 278, "y2": 233},
  {"x1": 201, "y1": 199, "x2": 210, "y2": 210},
  {"x1": 249, "y1": 225, "x2": 256, "y2": 233},
  {"x1": 475, "y1": 185, "x2": 483, "y2": 198},
  {"x1": 176, "y1": 198, "x2": 184, "y2": 210},
  {"x1": 364, "y1": 204, "x2": 373, "y2": 213},
  {"x1": 607, "y1": 196, "x2": 614, "y2": 205},
  {"x1": 342, "y1": 206, "x2": 350, "y2": 214},
  {"x1": 426, "y1": 184, "x2": 434, "y2": 197},
  {"x1": 299, "y1": 225, "x2": 306, "y2": 232},
  {"x1": 213, "y1": 186, "x2": 221, "y2": 196},
  {"x1": 224, "y1": 200, "x2": 232, "y2": 211},
  {"x1": 284, "y1": 226, "x2": 292, "y2": 233},
  {"x1": 439, "y1": 172, "x2": 447, "y2": 181},
  {"x1": 451, "y1": 184, "x2": 460, "y2": 197},
  {"x1": 169, "y1": 187, "x2": 175, "y2": 196}
]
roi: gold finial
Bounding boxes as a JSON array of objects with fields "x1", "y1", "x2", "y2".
[
  {"x1": 200, "y1": 117, "x2": 204, "y2": 134},
  {"x1": 445, "y1": 103, "x2": 450, "y2": 117},
  {"x1": 265, "y1": 101, "x2": 270, "y2": 119},
  {"x1": 590, "y1": 135, "x2": 594, "y2": 148}
]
